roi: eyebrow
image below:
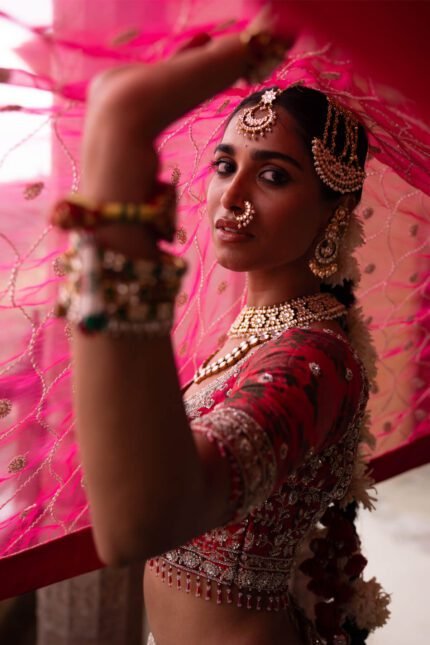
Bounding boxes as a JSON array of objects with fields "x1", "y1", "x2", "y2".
[{"x1": 214, "y1": 143, "x2": 303, "y2": 171}]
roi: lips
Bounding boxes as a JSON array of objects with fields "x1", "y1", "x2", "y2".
[{"x1": 215, "y1": 218, "x2": 254, "y2": 238}]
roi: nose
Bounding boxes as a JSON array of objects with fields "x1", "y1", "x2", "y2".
[{"x1": 220, "y1": 172, "x2": 248, "y2": 214}]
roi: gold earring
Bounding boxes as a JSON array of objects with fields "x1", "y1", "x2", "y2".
[
  {"x1": 309, "y1": 206, "x2": 350, "y2": 279},
  {"x1": 234, "y1": 201, "x2": 255, "y2": 229}
]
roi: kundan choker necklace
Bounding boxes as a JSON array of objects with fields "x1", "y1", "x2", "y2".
[{"x1": 193, "y1": 292, "x2": 347, "y2": 384}]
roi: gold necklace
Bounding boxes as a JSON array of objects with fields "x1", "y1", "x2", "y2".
[{"x1": 193, "y1": 293, "x2": 346, "y2": 384}]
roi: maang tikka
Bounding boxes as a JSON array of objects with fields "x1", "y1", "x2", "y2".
[
  {"x1": 237, "y1": 88, "x2": 282, "y2": 140},
  {"x1": 312, "y1": 98, "x2": 366, "y2": 194}
]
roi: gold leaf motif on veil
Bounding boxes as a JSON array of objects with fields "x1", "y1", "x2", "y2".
[
  {"x1": 176, "y1": 227, "x2": 187, "y2": 244},
  {"x1": 8, "y1": 455, "x2": 27, "y2": 474},
  {"x1": 111, "y1": 28, "x2": 140, "y2": 46},
  {"x1": 217, "y1": 281, "x2": 228, "y2": 294},
  {"x1": 176, "y1": 292, "x2": 188, "y2": 307},
  {"x1": 24, "y1": 182, "x2": 44, "y2": 200},
  {"x1": 171, "y1": 166, "x2": 181, "y2": 186},
  {"x1": 0, "y1": 399, "x2": 12, "y2": 418}
]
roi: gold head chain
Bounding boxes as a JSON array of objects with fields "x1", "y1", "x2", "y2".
[{"x1": 312, "y1": 98, "x2": 366, "y2": 194}]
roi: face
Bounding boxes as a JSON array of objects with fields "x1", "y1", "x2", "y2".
[{"x1": 207, "y1": 106, "x2": 337, "y2": 275}]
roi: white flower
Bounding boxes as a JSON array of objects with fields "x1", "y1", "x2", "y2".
[
  {"x1": 347, "y1": 305, "x2": 378, "y2": 389},
  {"x1": 339, "y1": 448, "x2": 377, "y2": 511},
  {"x1": 346, "y1": 576, "x2": 391, "y2": 631}
]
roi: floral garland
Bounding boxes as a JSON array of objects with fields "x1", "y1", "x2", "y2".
[{"x1": 292, "y1": 211, "x2": 391, "y2": 644}]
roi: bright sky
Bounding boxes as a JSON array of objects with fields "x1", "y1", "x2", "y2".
[{"x1": 0, "y1": 0, "x2": 53, "y2": 182}]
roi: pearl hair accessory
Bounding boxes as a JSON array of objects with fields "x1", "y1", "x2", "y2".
[{"x1": 312, "y1": 98, "x2": 366, "y2": 194}]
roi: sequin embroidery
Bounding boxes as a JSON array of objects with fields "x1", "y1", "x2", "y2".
[{"x1": 152, "y1": 328, "x2": 367, "y2": 613}]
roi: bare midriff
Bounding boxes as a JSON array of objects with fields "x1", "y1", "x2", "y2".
[{"x1": 144, "y1": 564, "x2": 303, "y2": 645}]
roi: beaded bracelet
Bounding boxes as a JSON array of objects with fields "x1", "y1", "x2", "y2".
[
  {"x1": 50, "y1": 182, "x2": 176, "y2": 242},
  {"x1": 55, "y1": 236, "x2": 187, "y2": 336}
]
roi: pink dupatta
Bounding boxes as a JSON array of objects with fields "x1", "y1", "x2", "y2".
[{"x1": 0, "y1": 0, "x2": 429, "y2": 598}]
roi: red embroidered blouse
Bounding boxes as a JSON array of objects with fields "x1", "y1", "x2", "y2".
[{"x1": 149, "y1": 328, "x2": 367, "y2": 613}]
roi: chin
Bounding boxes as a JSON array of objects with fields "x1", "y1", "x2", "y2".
[{"x1": 215, "y1": 250, "x2": 258, "y2": 273}]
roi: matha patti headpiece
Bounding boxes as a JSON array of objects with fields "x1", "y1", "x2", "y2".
[
  {"x1": 312, "y1": 98, "x2": 366, "y2": 194},
  {"x1": 237, "y1": 88, "x2": 282, "y2": 139}
]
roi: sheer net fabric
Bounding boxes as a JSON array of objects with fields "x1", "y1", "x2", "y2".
[{"x1": 0, "y1": 0, "x2": 429, "y2": 599}]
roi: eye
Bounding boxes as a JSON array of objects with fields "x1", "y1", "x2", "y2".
[
  {"x1": 210, "y1": 159, "x2": 235, "y2": 175},
  {"x1": 260, "y1": 168, "x2": 290, "y2": 185}
]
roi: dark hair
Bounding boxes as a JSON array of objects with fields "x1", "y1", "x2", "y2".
[{"x1": 230, "y1": 85, "x2": 368, "y2": 204}]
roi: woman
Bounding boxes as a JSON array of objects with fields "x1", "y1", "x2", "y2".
[{"x1": 50, "y1": 20, "x2": 388, "y2": 645}]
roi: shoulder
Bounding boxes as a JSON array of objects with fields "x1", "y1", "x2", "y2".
[{"x1": 237, "y1": 327, "x2": 363, "y2": 387}]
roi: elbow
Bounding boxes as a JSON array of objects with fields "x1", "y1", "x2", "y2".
[
  {"x1": 93, "y1": 522, "x2": 162, "y2": 568},
  {"x1": 94, "y1": 535, "x2": 137, "y2": 568},
  {"x1": 92, "y1": 505, "x2": 186, "y2": 567},
  {"x1": 87, "y1": 68, "x2": 159, "y2": 139}
]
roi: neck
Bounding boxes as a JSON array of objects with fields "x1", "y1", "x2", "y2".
[{"x1": 245, "y1": 261, "x2": 321, "y2": 308}]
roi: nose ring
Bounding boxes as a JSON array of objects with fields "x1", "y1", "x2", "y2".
[{"x1": 234, "y1": 201, "x2": 255, "y2": 229}]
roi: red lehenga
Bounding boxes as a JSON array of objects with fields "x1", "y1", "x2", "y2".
[{"x1": 0, "y1": 3, "x2": 429, "y2": 643}]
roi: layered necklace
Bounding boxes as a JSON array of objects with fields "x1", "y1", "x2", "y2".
[{"x1": 193, "y1": 292, "x2": 346, "y2": 384}]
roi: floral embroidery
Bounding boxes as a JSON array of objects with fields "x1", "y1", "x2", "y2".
[
  {"x1": 171, "y1": 167, "x2": 182, "y2": 187},
  {"x1": 192, "y1": 407, "x2": 277, "y2": 520},
  {"x1": 309, "y1": 362, "x2": 321, "y2": 376},
  {"x1": 184, "y1": 349, "x2": 261, "y2": 419},
  {"x1": 152, "y1": 328, "x2": 367, "y2": 612},
  {"x1": 175, "y1": 226, "x2": 186, "y2": 243},
  {"x1": 257, "y1": 372, "x2": 273, "y2": 383},
  {"x1": 176, "y1": 292, "x2": 188, "y2": 307}
]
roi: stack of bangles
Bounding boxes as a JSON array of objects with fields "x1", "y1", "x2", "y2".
[{"x1": 51, "y1": 182, "x2": 187, "y2": 337}]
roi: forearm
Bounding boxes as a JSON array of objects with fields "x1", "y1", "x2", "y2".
[
  {"x1": 73, "y1": 37, "x2": 248, "y2": 564},
  {"x1": 73, "y1": 331, "x2": 213, "y2": 565}
]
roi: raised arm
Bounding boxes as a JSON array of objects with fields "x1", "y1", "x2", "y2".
[{"x1": 71, "y1": 22, "x2": 291, "y2": 566}]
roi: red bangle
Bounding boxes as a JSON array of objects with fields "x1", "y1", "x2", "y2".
[{"x1": 50, "y1": 181, "x2": 177, "y2": 242}]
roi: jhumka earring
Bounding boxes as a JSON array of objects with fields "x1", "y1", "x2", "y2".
[
  {"x1": 312, "y1": 98, "x2": 366, "y2": 194},
  {"x1": 234, "y1": 201, "x2": 255, "y2": 229},
  {"x1": 309, "y1": 205, "x2": 350, "y2": 279},
  {"x1": 237, "y1": 88, "x2": 282, "y2": 140}
]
